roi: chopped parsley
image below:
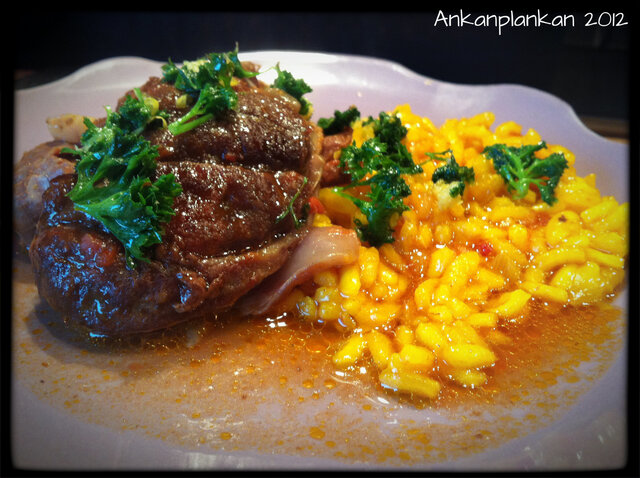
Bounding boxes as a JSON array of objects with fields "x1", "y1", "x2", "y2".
[
  {"x1": 428, "y1": 149, "x2": 475, "y2": 198},
  {"x1": 62, "y1": 46, "x2": 316, "y2": 267},
  {"x1": 162, "y1": 47, "x2": 314, "y2": 130},
  {"x1": 483, "y1": 141, "x2": 568, "y2": 205},
  {"x1": 317, "y1": 106, "x2": 361, "y2": 135},
  {"x1": 64, "y1": 89, "x2": 182, "y2": 268},
  {"x1": 333, "y1": 112, "x2": 422, "y2": 247},
  {"x1": 161, "y1": 47, "x2": 260, "y2": 135},
  {"x1": 275, "y1": 177, "x2": 309, "y2": 229},
  {"x1": 271, "y1": 63, "x2": 313, "y2": 116}
]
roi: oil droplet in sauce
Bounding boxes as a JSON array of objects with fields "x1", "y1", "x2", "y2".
[{"x1": 309, "y1": 427, "x2": 326, "y2": 440}]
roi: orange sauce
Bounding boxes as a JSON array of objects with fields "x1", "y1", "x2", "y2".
[{"x1": 12, "y1": 251, "x2": 625, "y2": 466}]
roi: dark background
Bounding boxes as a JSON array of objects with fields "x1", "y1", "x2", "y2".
[{"x1": 12, "y1": 11, "x2": 632, "y2": 137}]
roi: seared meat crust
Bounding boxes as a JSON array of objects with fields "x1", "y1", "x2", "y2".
[
  {"x1": 320, "y1": 128, "x2": 353, "y2": 187},
  {"x1": 13, "y1": 141, "x2": 76, "y2": 248},
  {"x1": 130, "y1": 77, "x2": 312, "y2": 173},
  {"x1": 29, "y1": 75, "x2": 324, "y2": 336},
  {"x1": 155, "y1": 161, "x2": 306, "y2": 258}
]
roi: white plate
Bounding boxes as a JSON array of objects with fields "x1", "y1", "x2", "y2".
[{"x1": 12, "y1": 51, "x2": 629, "y2": 471}]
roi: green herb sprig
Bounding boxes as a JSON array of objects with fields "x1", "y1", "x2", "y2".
[
  {"x1": 162, "y1": 48, "x2": 314, "y2": 132},
  {"x1": 271, "y1": 63, "x2": 313, "y2": 116},
  {"x1": 275, "y1": 177, "x2": 309, "y2": 229},
  {"x1": 333, "y1": 112, "x2": 423, "y2": 247},
  {"x1": 483, "y1": 141, "x2": 568, "y2": 205},
  {"x1": 428, "y1": 149, "x2": 475, "y2": 198},
  {"x1": 64, "y1": 89, "x2": 182, "y2": 268},
  {"x1": 317, "y1": 106, "x2": 361, "y2": 135},
  {"x1": 161, "y1": 47, "x2": 260, "y2": 135},
  {"x1": 63, "y1": 47, "x2": 316, "y2": 267}
]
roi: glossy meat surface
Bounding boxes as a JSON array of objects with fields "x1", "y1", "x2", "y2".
[
  {"x1": 28, "y1": 75, "x2": 324, "y2": 336},
  {"x1": 13, "y1": 141, "x2": 76, "y2": 248},
  {"x1": 133, "y1": 77, "x2": 313, "y2": 173}
]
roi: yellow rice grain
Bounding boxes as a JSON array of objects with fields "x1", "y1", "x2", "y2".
[{"x1": 277, "y1": 105, "x2": 628, "y2": 400}]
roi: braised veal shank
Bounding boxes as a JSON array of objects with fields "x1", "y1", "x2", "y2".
[{"x1": 27, "y1": 73, "x2": 325, "y2": 336}]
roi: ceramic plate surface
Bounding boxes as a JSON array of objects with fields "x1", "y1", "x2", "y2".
[{"x1": 12, "y1": 51, "x2": 629, "y2": 471}]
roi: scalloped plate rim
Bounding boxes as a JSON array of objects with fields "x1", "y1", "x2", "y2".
[
  {"x1": 15, "y1": 50, "x2": 618, "y2": 149},
  {"x1": 12, "y1": 51, "x2": 629, "y2": 471}
]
